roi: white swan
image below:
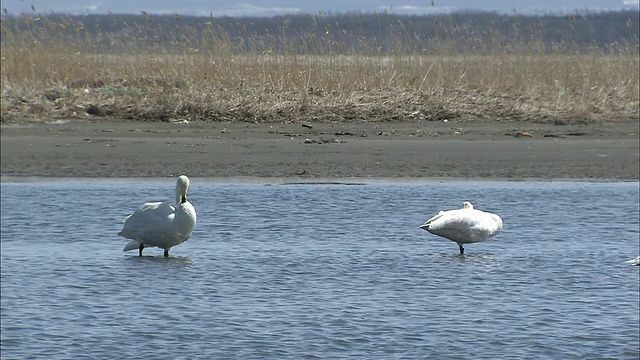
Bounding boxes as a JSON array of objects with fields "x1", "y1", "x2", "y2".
[
  {"x1": 118, "y1": 175, "x2": 197, "y2": 257},
  {"x1": 419, "y1": 201, "x2": 503, "y2": 255},
  {"x1": 626, "y1": 256, "x2": 640, "y2": 266}
]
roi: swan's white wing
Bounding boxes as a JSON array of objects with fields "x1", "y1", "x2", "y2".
[
  {"x1": 626, "y1": 256, "x2": 640, "y2": 266},
  {"x1": 422, "y1": 210, "x2": 478, "y2": 242},
  {"x1": 118, "y1": 201, "x2": 178, "y2": 250},
  {"x1": 421, "y1": 209, "x2": 501, "y2": 244}
]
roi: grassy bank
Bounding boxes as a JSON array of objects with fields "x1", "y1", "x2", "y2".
[{"x1": 1, "y1": 13, "x2": 638, "y2": 124}]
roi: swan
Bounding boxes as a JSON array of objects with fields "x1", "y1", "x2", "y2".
[
  {"x1": 118, "y1": 175, "x2": 197, "y2": 257},
  {"x1": 419, "y1": 201, "x2": 503, "y2": 255},
  {"x1": 626, "y1": 256, "x2": 640, "y2": 266}
]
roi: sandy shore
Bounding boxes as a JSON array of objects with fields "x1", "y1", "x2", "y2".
[{"x1": 1, "y1": 120, "x2": 638, "y2": 182}]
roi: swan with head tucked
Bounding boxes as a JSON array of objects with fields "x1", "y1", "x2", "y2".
[
  {"x1": 419, "y1": 201, "x2": 502, "y2": 255},
  {"x1": 118, "y1": 175, "x2": 197, "y2": 257}
]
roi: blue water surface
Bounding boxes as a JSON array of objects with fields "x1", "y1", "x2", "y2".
[{"x1": 1, "y1": 180, "x2": 639, "y2": 359}]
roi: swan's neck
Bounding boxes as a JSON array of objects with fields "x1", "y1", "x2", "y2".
[{"x1": 175, "y1": 189, "x2": 186, "y2": 204}]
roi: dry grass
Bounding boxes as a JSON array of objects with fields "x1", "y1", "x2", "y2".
[{"x1": 1, "y1": 15, "x2": 638, "y2": 124}]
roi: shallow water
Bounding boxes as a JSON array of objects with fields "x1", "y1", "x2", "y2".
[{"x1": 1, "y1": 180, "x2": 639, "y2": 359}]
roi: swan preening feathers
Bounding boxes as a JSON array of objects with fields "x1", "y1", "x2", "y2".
[
  {"x1": 119, "y1": 175, "x2": 197, "y2": 257},
  {"x1": 420, "y1": 201, "x2": 503, "y2": 255}
]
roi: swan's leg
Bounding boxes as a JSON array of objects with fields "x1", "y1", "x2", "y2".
[
  {"x1": 138, "y1": 243, "x2": 144, "y2": 257},
  {"x1": 458, "y1": 244, "x2": 464, "y2": 255},
  {"x1": 164, "y1": 249, "x2": 169, "y2": 258}
]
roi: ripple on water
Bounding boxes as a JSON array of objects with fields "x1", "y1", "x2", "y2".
[{"x1": 1, "y1": 181, "x2": 638, "y2": 359}]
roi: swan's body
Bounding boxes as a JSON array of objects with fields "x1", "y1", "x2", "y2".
[
  {"x1": 119, "y1": 175, "x2": 197, "y2": 257},
  {"x1": 626, "y1": 256, "x2": 640, "y2": 266},
  {"x1": 419, "y1": 201, "x2": 502, "y2": 254}
]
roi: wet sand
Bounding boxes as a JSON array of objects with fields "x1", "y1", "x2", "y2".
[{"x1": 1, "y1": 120, "x2": 638, "y2": 182}]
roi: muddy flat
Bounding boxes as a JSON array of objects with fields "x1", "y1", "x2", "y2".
[{"x1": 1, "y1": 120, "x2": 638, "y2": 181}]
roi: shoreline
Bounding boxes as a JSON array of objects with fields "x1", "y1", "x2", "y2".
[
  {"x1": 1, "y1": 120, "x2": 638, "y2": 182},
  {"x1": 1, "y1": 176, "x2": 638, "y2": 184}
]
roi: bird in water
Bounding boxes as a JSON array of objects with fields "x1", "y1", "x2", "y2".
[
  {"x1": 420, "y1": 201, "x2": 503, "y2": 255},
  {"x1": 119, "y1": 175, "x2": 197, "y2": 257},
  {"x1": 626, "y1": 256, "x2": 640, "y2": 266}
]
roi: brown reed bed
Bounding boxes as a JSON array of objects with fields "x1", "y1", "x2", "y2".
[{"x1": 1, "y1": 13, "x2": 638, "y2": 124}]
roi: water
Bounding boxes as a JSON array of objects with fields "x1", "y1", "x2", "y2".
[{"x1": 1, "y1": 180, "x2": 639, "y2": 359}]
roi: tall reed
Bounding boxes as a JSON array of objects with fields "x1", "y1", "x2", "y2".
[{"x1": 1, "y1": 11, "x2": 638, "y2": 123}]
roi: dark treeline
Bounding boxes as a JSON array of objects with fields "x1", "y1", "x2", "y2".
[{"x1": 2, "y1": 10, "x2": 639, "y2": 54}]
